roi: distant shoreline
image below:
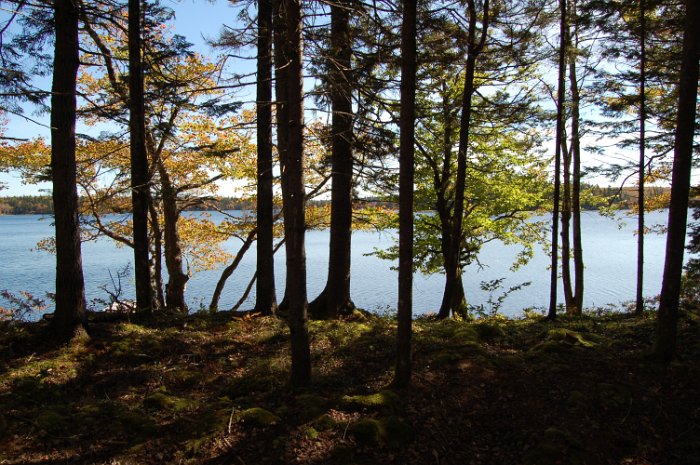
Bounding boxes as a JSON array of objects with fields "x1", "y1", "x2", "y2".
[{"x1": 0, "y1": 189, "x2": 684, "y2": 216}]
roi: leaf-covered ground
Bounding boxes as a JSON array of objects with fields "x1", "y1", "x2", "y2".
[{"x1": 0, "y1": 309, "x2": 698, "y2": 464}]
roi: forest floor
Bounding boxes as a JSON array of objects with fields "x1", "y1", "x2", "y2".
[{"x1": 0, "y1": 308, "x2": 699, "y2": 465}]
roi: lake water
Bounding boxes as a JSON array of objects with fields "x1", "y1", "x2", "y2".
[{"x1": 0, "y1": 210, "x2": 684, "y2": 317}]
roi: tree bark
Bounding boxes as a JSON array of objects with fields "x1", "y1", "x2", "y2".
[
  {"x1": 282, "y1": 0, "x2": 311, "y2": 388},
  {"x1": 273, "y1": 0, "x2": 290, "y2": 314},
  {"x1": 157, "y1": 162, "x2": 189, "y2": 312},
  {"x1": 561, "y1": 2, "x2": 584, "y2": 316},
  {"x1": 254, "y1": 0, "x2": 278, "y2": 316},
  {"x1": 129, "y1": 0, "x2": 154, "y2": 313},
  {"x1": 561, "y1": 140, "x2": 574, "y2": 310},
  {"x1": 548, "y1": 0, "x2": 567, "y2": 320},
  {"x1": 654, "y1": 0, "x2": 699, "y2": 362},
  {"x1": 570, "y1": 42, "x2": 584, "y2": 316},
  {"x1": 309, "y1": 0, "x2": 355, "y2": 319},
  {"x1": 148, "y1": 197, "x2": 166, "y2": 308},
  {"x1": 635, "y1": 0, "x2": 647, "y2": 315},
  {"x1": 393, "y1": 0, "x2": 417, "y2": 389},
  {"x1": 437, "y1": 0, "x2": 489, "y2": 319},
  {"x1": 211, "y1": 228, "x2": 256, "y2": 311},
  {"x1": 49, "y1": 0, "x2": 87, "y2": 341}
]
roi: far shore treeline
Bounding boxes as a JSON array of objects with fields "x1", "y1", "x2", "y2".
[{"x1": 0, "y1": 186, "x2": 677, "y2": 215}]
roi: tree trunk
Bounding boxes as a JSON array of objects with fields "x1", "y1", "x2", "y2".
[
  {"x1": 393, "y1": 0, "x2": 417, "y2": 389},
  {"x1": 438, "y1": 0, "x2": 489, "y2": 319},
  {"x1": 654, "y1": 0, "x2": 699, "y2": 362},
  {"x1": 49, "y1": 0, "x2": 87, "y2": 341},
  {"x1": 273, "y1": 0, "x2": 290, "y2": 314},
  {"x1": 129, "y1": 0, "x2": 153, "y2": 314},
  {"x1": 157, "y1": 164, "x2": 189, "y2": 312},
  {"x1": 570, "y1": 46, "x2": 584, "y2": 316},
  {"x1": 566, "y1": 1, "x2": 584, "y2": 315},
  {"x1": 309, "y1": 0, "x2": 355, "y2": 319},
  {"x1": 148, "y1": 195, "x2": 166, "y2": 308},
  {"x1": 282, "y1": 0, "x2": 311, "y2": 388},
  {"x1": 635, "y1": 0, "x2": 647, "y2": 315},
  {"x1": 561, "y1": 140, "x2": 574, "y2": 311},
  {"x1": 254, "y1": 0, "x2": 278, "y2": 316},
  {"x1": 211, "y1": 228, "x2": 256, "y2": 311},
  {"x1": 548, "y1": 0, "x2": 567, "y2": 320}
]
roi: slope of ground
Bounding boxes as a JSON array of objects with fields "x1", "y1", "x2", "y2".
[{"x1": 0, "y1": 310, "x2": 698, "y2": 464}]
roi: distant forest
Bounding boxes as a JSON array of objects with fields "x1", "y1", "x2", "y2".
[{"x1": 0, "y1": 187, "x2": 674, "y2": 215}]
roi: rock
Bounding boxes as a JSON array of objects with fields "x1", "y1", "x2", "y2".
[{"x1": 103, "y1": 300, "x2": 136, "y2": 314}]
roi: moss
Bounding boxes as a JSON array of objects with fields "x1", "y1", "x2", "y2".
[
  {"x1": 431, "y1": 342, "x2": 484, "y2": 366},
  {"x1": 143, "y1": 387, "x2": 197, "y2": 412},
  {"x1": 530, "y1": 328, "x2": 597, "y2": 354},
  {"x1": 304, "y1": 427, "x2": 319, "y2": 440},
  {"x1": 544, "y1": 328, "x2": 596, "y2": 348},
  {"x1": 312, "y1": 414, "x2": 339, "y2": 431},
  {"x1": 184, "y1": 434, "x2": 215, "y2": 458},
  {"x1": 348, "y1": 416, "x2": 413, "y2": 447},
  {"x1": 596, "y1": 383, "x2": 631, "y2": 410},
  {"x1": 474, "y1": 323, "x2": 506, "y2": 342},
  {"x1": 295, "y1": 393, "x2": 331, "y2": 411},
  {"x1": 566, "y1": 390, "x2": 587, "y2": 408},
  {"x1": 348, "y1": 418, "x2": 383, "y2": 445},
  {"x1": 123, "y1": 412, "x2": 159, "y2": 437},
  {"x1": 34, "y1": 406, "x2": 75, "y2": 435},
  {"x1": 454, "y1": 325, "x2": 479, "y2": 339},
  {"x1": 329, "y1": 444, "x2": 355, "y2": 463},
  {"x1": 238, "y1": 407, "x2": 280, "y2": 428},
  {"x1": 430, "y1": 350, "x2": 463, "y2": 366},
  {"x1": 339, "y1": 390, "x2": 402, "y2": 414},
  {"x1": 294, "y1": 393, "x2": 331, "y2": 421},
  {"x1": 380, "y1": 416, "x2": 414, "y2": 447},
  {"x1": 167, "y1": 368, "x2": 203, "y2": 386}
]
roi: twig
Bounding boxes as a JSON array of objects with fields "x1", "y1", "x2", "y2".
[{"x1": 228, "y1": 407, "x2": 236, "y2": 434}]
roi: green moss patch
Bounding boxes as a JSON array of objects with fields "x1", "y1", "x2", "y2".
[
  {"x1": 143, "y1": 387, "x2": 198, "y2": 412},
  {"x1": 474, "y1": 322, "x2": 507, "y2": 342},
  {"x1": 348, "y1": 416, "x2": 413, "y2": 447},
  {"x1": 237, "y1": 407, "x2": 280, "y2": 428},
  {"x1": 339, "y1": 390, "x2": 402, "y2": 414}
]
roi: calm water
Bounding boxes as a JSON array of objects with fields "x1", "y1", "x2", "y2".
[{"x1": 0, "y1": 210, "x2": 682, "y2": 317}]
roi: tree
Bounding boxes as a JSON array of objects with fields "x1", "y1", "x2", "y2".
[
  {"x1": 375, "y1": 1, "x2": 547, "y2": 319},
  {"x1": 77, "y1": 5, "x2": 248, "y2": 312},
  {"x1": 308, "y1": 0, "x2": 357, "y2": 319},
  {"x1": 129, "y1": 0, "x2": 154, "y2": 313},
  {"x1": 280, "y1": 0, "x2": 312, "y2": 387},
  {"x1": 0, "y1": 1, "x2": 53, "y2": 126},
  {"x1": 438, "y1": 0, "x2": 490, "y2": 319},
  {"x1": 588, "y1": 0, "x2": 682, "y2": 315},
  {"x1": 393, "y1": 0, "x2": 417, "y2": 389},
  {"x1": 653, "y1": 0, "x2": 699, "y2": 362},
  {"x1": 548, "y1": 0, "x2": 567, "y2": 320},
  {"x1": 560, "y1": 0, "x2": 586, "y2": 316},
  {"x1": 636, "y1": 0, "x2": 648, "y2": 315},
  {"x1": 50, "y1": 0, "x2": 88, "y2": 340},
  {"x1": 253, "y1": 0, "x2": 278, "y2": 316}
]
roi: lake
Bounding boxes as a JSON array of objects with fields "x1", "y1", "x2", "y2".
[{"x1": 0, "y1": 209, "x2": 683, "y2": 317}]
